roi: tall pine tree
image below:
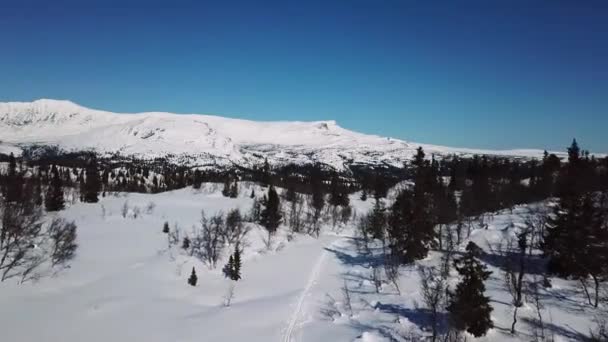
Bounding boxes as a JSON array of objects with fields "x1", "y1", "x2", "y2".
[
  {"x1": 45, "y1": 165, "x2": 65, "y2": 211},
  {"x1": 447, "y1": 242, "x2": 493, "y2": 337},
  {"x1": 260, "y1": 186, "x2": 282, "y2": 234},
  {"x1": 83, "y1": 157, "x2": 101, "y2": 203}
]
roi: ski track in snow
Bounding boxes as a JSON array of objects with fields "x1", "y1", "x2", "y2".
[{"x1": 282, "y1": 240, "x2": 332, "y2": 342}]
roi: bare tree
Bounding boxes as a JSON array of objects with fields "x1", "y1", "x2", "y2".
[
  {"x1": 224, "y1": 208, "x2": 249, "y2": 246},
  {"x1": 196, "y1": 211, "x2": 226, "y2": 268},
  {"x1": 342, "y1": 279, "x2": 353, "y2": 316},
  {"x1": 48, "y1": 218, "x2": 78, "y2": 267},
  {"x1": 419, "y1": 265, "x2": 448, "y2": 342},
  {"x1": 500, "y1": 231, "x2": 528, "y2": 334},
  {"x1": 526, "y1": 276, "x2": 546, "y2": 341},
  {"x1": 223, "y1": 282, "x2": 236, "y2": 307},
  {"x1": 0, "y1": 200, "x2": 44, "y2": 281},
  {"x1": 384, "y1": 253, "x2": 401, "y2": 295},
  {"x1": 121, "y1": 200, "x2": 129, "y2": 218},
  {"x1": 372, "y1": 265, "x2": 382, "y2": 293},
  {"x1": 288, "y1": 193, "x2": 305, "y2": 233}
]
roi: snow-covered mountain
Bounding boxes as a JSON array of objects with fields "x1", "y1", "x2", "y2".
[{"x1": 0, "y1": 99, "x2": 551, "y2": 169}]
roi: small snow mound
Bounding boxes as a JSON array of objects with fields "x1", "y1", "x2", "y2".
[{"x1": 354, "y1": 331, "x2": 390, "y2": 342}]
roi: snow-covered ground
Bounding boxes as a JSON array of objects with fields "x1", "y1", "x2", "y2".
[
  {"x1": 0, "y1": 99, "x2": 569, "y2": 169},
  {"x1": 0, "y1": 185, "x2": 604, "y2": 341}
]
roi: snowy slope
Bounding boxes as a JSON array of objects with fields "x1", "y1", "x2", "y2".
[
  {"x1": 0, "y1": 186, "x2": 603, "y2": 342},
  {"x1": 0, "y1": 99, "x2": 558, "y2": 169}
]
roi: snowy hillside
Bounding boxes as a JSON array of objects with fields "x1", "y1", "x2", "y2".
[
  {"x1": 0, "y1": 185, "x2": 604, "y2": 342},
  {"x1": 0, "y1": 99, "x2": 556, "y2": 169}
]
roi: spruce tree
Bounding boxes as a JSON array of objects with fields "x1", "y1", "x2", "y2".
[
  {"x1": 83, "y1": 157, "x2": 101, "y2": 203},
  {"x1": 192, "y1": 169, "x2": 202, "y2": 189},
  {"x1": 182, "y1": 236, "x2": 191, "y2": 250},
  {"x1": 224, "y1": 255, "x2": 235, "y2": 278},
  {"x1": 162, "y1": 221, "x2": 170, "y2": 234},
  {"x1": 232, "y1": 247, "x2": 242, "y2": 281},
  {"x1": 4, "y1": 152, "x2": 22, "y2": 203},
  {"x1": 368, "y1": 198, "x2": 386, "y2": 239},
  {"x1": 222, "y1": 177, "x2": 231, "y2": 197},
  {"x1": 329, "y1": 174, "x2": 349, "y2": 207},
  {"x1": 188, "y1": 267, "x2": 198, "y2": 286},
  {"x1": 260, "y1": 186, "x2": 282, "y2": 234},
  {"x1": 229, "y1": 179, "x2": 238, "y2": 198},
  {"x1": 45, "y1": 165, "x2": 65, "y2": 212},
  {"x1": 447, "y1": 242, "x2": 493, "y2": 337}
]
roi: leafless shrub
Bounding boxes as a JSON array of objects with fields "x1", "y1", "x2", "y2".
[
  {"x1": 121, "y1": 201, "x2": 129, "y2": 218},
  {"x1": 224, "y1": 208, "x2": 249, "y2": 246},
  {"x1": 191, "y1": 211, "x2": 225, "y2": 268},
  {"x1": 419, "y1": 265, "x2": 449, "y2": 342},
  {"x1": 0, "y1": 200, "x2": 44, "y2": 281},
  {"x1": 342, "y1": 279, "x2": 353, "y2": 316},
  {"x1": 223, "y1": 282, "x2": 236, "y2": 307},
  {"x1": 48, "y1": 218, "x2": 78, "y2": 267},
  {"x1": 145, "y1": 201, "x2": 156, "y2": 214},
  {"x1": 372, "y1": 265, "x2": 382, "y2": 293},
  {"x1": 132, "y1": 206, "x2": 141, "y2": 219},
  {"x1": 590, "y1": 317, "x2": 608, "y2": 342}
]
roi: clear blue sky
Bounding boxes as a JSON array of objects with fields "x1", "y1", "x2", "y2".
[{"x1": 1, "y1": 0, "x2": 607, "y2": 152}]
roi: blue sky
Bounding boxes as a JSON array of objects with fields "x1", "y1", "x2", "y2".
[{"x1": 1, "y1": 0, "x2": 607, "y2": 152}]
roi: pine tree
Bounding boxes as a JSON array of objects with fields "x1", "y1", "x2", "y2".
[
  {"x1": 329, "y1": 174, "x2": 349, "y2": 207},
  {"x1": 162, "y1": 221, "x2": 170, "y2": 234},
  {"x1": 188, "y1": 267, "x2": 198, "y2": 286},
  {"x1": 260, "y1": 186, "x2": 282, "y2": 234},
  {"x1": 261, "y1": 158, "x2": 271, "y2": 186},
  {"x1": 368, "y1": 198, "x2": 386, "y2": 239},
  {"x1": 388, "y1": 189, "x2": 434, "y2": 263},
  {"x1": 229, "y1": 179, "x2": 238, "y2": 198},
  {"x1": 4, "y1": 152, "x2": 22, "y2": 203},
  {"x1": 447, "y1": 242, "x2": 493, "y2": 337},
  {"x1": 250, "y1": 189, "x2": 255, "y2": 199},
  {"x1": 182, "y1": 236, "x2": 191, "y2": 250},
  {"x1": 192, "y1": 169, "x2": 202, "y2": 189},
  {"x1": 45, "y1": 165, "x2": 65, "y2": 212},
  {"x1": 222, "y1": 177, "x2": 231, "y2": 197},
  {"x1": 224, "y1": 255, "x2": 235, "y2": 278},
  {"x1": 232, "y1": 247, "x2": 242, "y2": 281},
  {"x1": 83, "y1": 157, "x2": 101, "y2": 203}
]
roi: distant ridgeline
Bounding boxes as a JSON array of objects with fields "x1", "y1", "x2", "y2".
[{"x1": 0, "y1": 139, "x2": 605, "y2": 216}]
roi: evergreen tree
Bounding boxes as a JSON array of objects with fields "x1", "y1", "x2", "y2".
[
  {"x1": 284, "y1": 184, "x2": 296, "y2": 203},
  {"x1": 224, "y1": 255, "x2": 235, "y2": 278},
  {"x1": 83, "y1": 157, "x2": 101, "y2": 203},
  {"x1": 260, "y1": 186, "x2": 282, "y2": 234},
  {"x1": 447, "y1": 242, "x2": 493, "y2": 337},
  {"x1": 223, "y1": 247, "x2": 242, "y2": 281},
  {"x1": 250, "y1": 189, "x2": 255, "y2": 199},
  {"x1": 261, "y1": 158, "x2": 271, "y2": 186},
  {"x1": 388, "y1": 188, "x2": 435, "y2": 263},
  {"x1": 188, "y1": 267, "x2": 198, "y2": 286},
  {"x1": 4, "y1": 153, "x2": 22, "y2": 203},
  {"x1": 32, "y1": 176, "x2": 43, "y2": 207},
  {"x1": 182, "y1": 236, "x2": 191, "y2": 250},
  {"x1": 229, "y1": 179, "x2": 238, "y2": 198},
  {"x1": 368, "y1": 198, "x2": 386, "y2": 239},
  {"x1": 222, "y1": 177, "x2": 231, "y2": 197},
  {"x1": 162, "y1": 221, "x2": 170, "y2": 234},
  {"x1": 329, "y1": 174, "x2": 349, "y2": 207},
  {"x1": 45, "y1": 165, "x2": 65, "y2": 212},
  {"x1": 360, "y1": 189, "x2": 368, "y2": 201},
  {"x1": 232, "y1": 246, "x2": 242, "y2": 281},
  {"x1": 544, "y1": 192, "x2": 608, "y2": 307},
  {"x1": 192, "y1": 169, "x2": 202, "y2": 189}
]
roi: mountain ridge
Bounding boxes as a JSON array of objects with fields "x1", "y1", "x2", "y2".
[{"x1": 0, "y1": 99, "x2": 563, "y2": 169}]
